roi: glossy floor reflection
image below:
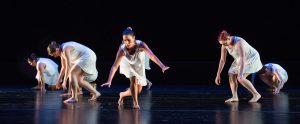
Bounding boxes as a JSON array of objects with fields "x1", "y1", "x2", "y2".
[{"x1": 0, "y1": 86, "x2": 299, "y2": 124}]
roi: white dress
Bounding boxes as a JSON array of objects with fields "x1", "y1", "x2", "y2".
[
  {"x1": 264, "y1": 63, "x2": 288, "y2": 83},
  {"x1": 62, "y1": 41, "x2": 98, "y2": 82},
  {"x1": 226, "y1": 36, "x2": 263, "y2": 74},
  {"x1": 119, "y1": 40, "x2": 151, "y2": 86},
  {"x1": 35, "y1": 58, "x2": 59, "y2": 85}
]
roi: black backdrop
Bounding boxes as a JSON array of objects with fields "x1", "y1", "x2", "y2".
[{"x1": 1, "y1": 0, "x2": 299, "y2": 87}]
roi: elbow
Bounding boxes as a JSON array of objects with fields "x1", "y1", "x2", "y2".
[{"x1": 220, "y1": 59, "x2": 226, "y2": 64}]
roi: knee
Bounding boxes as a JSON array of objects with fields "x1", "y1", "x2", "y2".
[
  {"x1": 228, "y1": 73, "x2": 237, "y2": 82},
  {"x1": 237, "y1": 77, "x2": 245, "y2": 83}
]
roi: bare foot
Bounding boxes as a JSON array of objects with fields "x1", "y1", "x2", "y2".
[
  {"x1": 225, "y1": 97, "x2": 239, "y2": 103},
  {"x1": 78, "y1": 90, "x2": 83, "y2": 95},
  {"x1": 133, "y1": 104, "x2": 140, "y2": 109},
  {"x1": 118, "y1": 92, "x2": 124, "y2": 105},
  {"x1": 88, "y1": 92, "x2": 101, "y2": 101},
  {"x1": 64, "y1": 97, "x2": 78, "y2": 103},
  {"x1": 90, "y1": 84, "x2": 97, "y2": 96},
  {"x1": 32, "y1": 85, "x2": 40, "y2": 90},
  {"x1": 60, "y1": 93, "x2": 71, "y2": 97},
  {"x1": 147, "y1": 81, "x2": 152, "y2": 90},
  {"x1": 41, "y1": 87, "x2": 47, "y2": 93},
  {"x1": 249, "y1": 93, "x2": 261, "y2": 102}
]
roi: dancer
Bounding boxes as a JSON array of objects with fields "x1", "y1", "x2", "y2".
[
  {"x1": 27, "y1": 53, "x2": 59, "y2": 90},
  {"x1": 253, "y1": 63, "x2": 288, "y2": 94},
  {"x1": 215, "y1": 30, "x2": 262, "y2": 102},
  {"x1": 47, "y1": 41, "x2": 100, "y2": 103},
  {"x1": 101, "y1": 27, "x2": 170, "y2": 109}
]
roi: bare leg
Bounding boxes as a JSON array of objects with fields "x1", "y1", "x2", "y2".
[
  {"x1": 90, "y1": 83, "x2": 97, "y2": 96},
  {"x1": 118, "y1": 89, "x2": 131, "y2": 105},
  {"x1": 129, "y1": 77, "x2": 143, "y2": 109},
  {"x1": 129, "y1": 77, "x2": 138, "y2": 109},
  {"x1": 77, "y1": 87, "x2": 83, "y2": 95},
  {"x1": 237, "y1": 73, "x2": 261, "y2": 102},
  {"x1": 77, "y1": 76, "x2": 101, "y2": 101},
  {"x1": 225, "y1": 73, "x2": 239, "y2": 102},
  {"x1": 64, "y1": 66, "x2": 80, "y2": 103}
]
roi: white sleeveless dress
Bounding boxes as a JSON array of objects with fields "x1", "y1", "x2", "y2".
[
  {"x1": 119, "y1": 40, "x2": 151, "y2": 86},
  {"x1": 62, "y1": 42, "x2": 98, "y2": 82},
  {"x1": 264, "y1": 63, "x2": 288, "y2": 83},
  {"x1": 225, "y1": 36, "x2": 263, "y2": 74},
  {"x1": 35, "y1": 58, "x2": 59, "y2": 85}
]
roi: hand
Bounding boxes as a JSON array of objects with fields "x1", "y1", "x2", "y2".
[
  {"x1": 62, "y1": 81, "x2": 67, "y2": 90},
  {"x1": 273, "y1": 88, "x2": 280, "y2": 94},
  {"x1": 215, "y1": 75, "x2": 221, "y2": 85},
  {"x1": 237, "y1": 74, "x2": 244, "y2": 81},
  {"x1": 101, "y1": 81, "x2": 112, "y2": 88},
  {"x1": 56, "y1": 82, "x2": 61, "y2": 89},
  {"x1": 162, "y1": 66, "x2": 170, "y2": 73}
]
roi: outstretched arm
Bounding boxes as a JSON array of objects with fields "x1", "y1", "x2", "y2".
[
  {"x1": 215, "y1": 45, "x2": 227, "y2": 85},
  {"x1": 56, "y1": 56, "x2": 67, "y2": 89},
  {"x1": 61, "y1": 46, "x2": 73, "y2": 90},
  {"x1": 139, "y1": 42, "x2": 170, "y2": 73},
  {"x1": 101, "y1": 47, "x2": 125, "y2": 88}
]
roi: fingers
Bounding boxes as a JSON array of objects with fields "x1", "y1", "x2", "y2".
[
  {"x1": 215, "y1": 78, "x2": 221, "y2": 85},
  {"x1": 101, "y1": 83, "x2": 111, "y2": 88},
  {"x1": 162, "y1": 66, "x2": 170, "y2": 73}
]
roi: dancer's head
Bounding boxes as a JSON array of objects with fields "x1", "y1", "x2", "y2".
[
  {"x1": 257, "y1": 65, "x2": 279, "y2": 86},
  {"x1": 218, "y1": 30, "x2": 232, "y2": 46},
  {"x1": 47, "y1": 41, "x2": 61, "y2": 58},
  {"x1": 122, "y1": 27, "x2": 136, "y2": 49},
  {"x1": 27, "y1": 53, "x2": 38, "y2": 67}
]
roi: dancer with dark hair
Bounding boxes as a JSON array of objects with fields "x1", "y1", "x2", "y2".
[
  {"x1": 215, "y1": 30, "x2": 262, "y2": 102},
  {"x1": 101, "y1": 27, "x2": 170, "y2": 109},
  {"x1": 253, "y1": 63, "x2": 288, "y2": 94},
  {"x1": 47, "y1": 41, "x2": 100, "y2": 103},
  {"x1": 27, "y1": 53, "x2": 59, "y2": 90}
]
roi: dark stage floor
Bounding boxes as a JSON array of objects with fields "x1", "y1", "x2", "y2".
[{"x1": 0, "y1": 85, "x2": 299, "y2": 124}]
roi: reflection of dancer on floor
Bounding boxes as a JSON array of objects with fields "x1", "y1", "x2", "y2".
[
  {"x1": 47, "y1": 41, "x2": 100, "y2": 103},
  {"x1": 215, "y1": 30, "x2": 262, "y2": 102},
  {"x1": 101, "y1": 27, "x2": 169, "y2": 109},
  {"x1": 253, "y1": 63, "x2": 288, "y2": 94},
  {"x1": 27, "y1": 53, "x2": 59, "y2": 91}
]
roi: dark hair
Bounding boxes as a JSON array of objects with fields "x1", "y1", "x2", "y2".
[
  {"x1": 27, "y1": 53, "x2": 38, "y2": 62},
  {"x1": 122, "y1": 27, "x2": 135, "y2": 36},
  {"x1": 218, "y1": 30, "x2": 231, "y2": 41},
  {"x1": 257, "y1": 66, "x2": 267, "y2": 75},
  {"x1": 47, "y1": 41, "x2": 60, "y2": 55}
]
